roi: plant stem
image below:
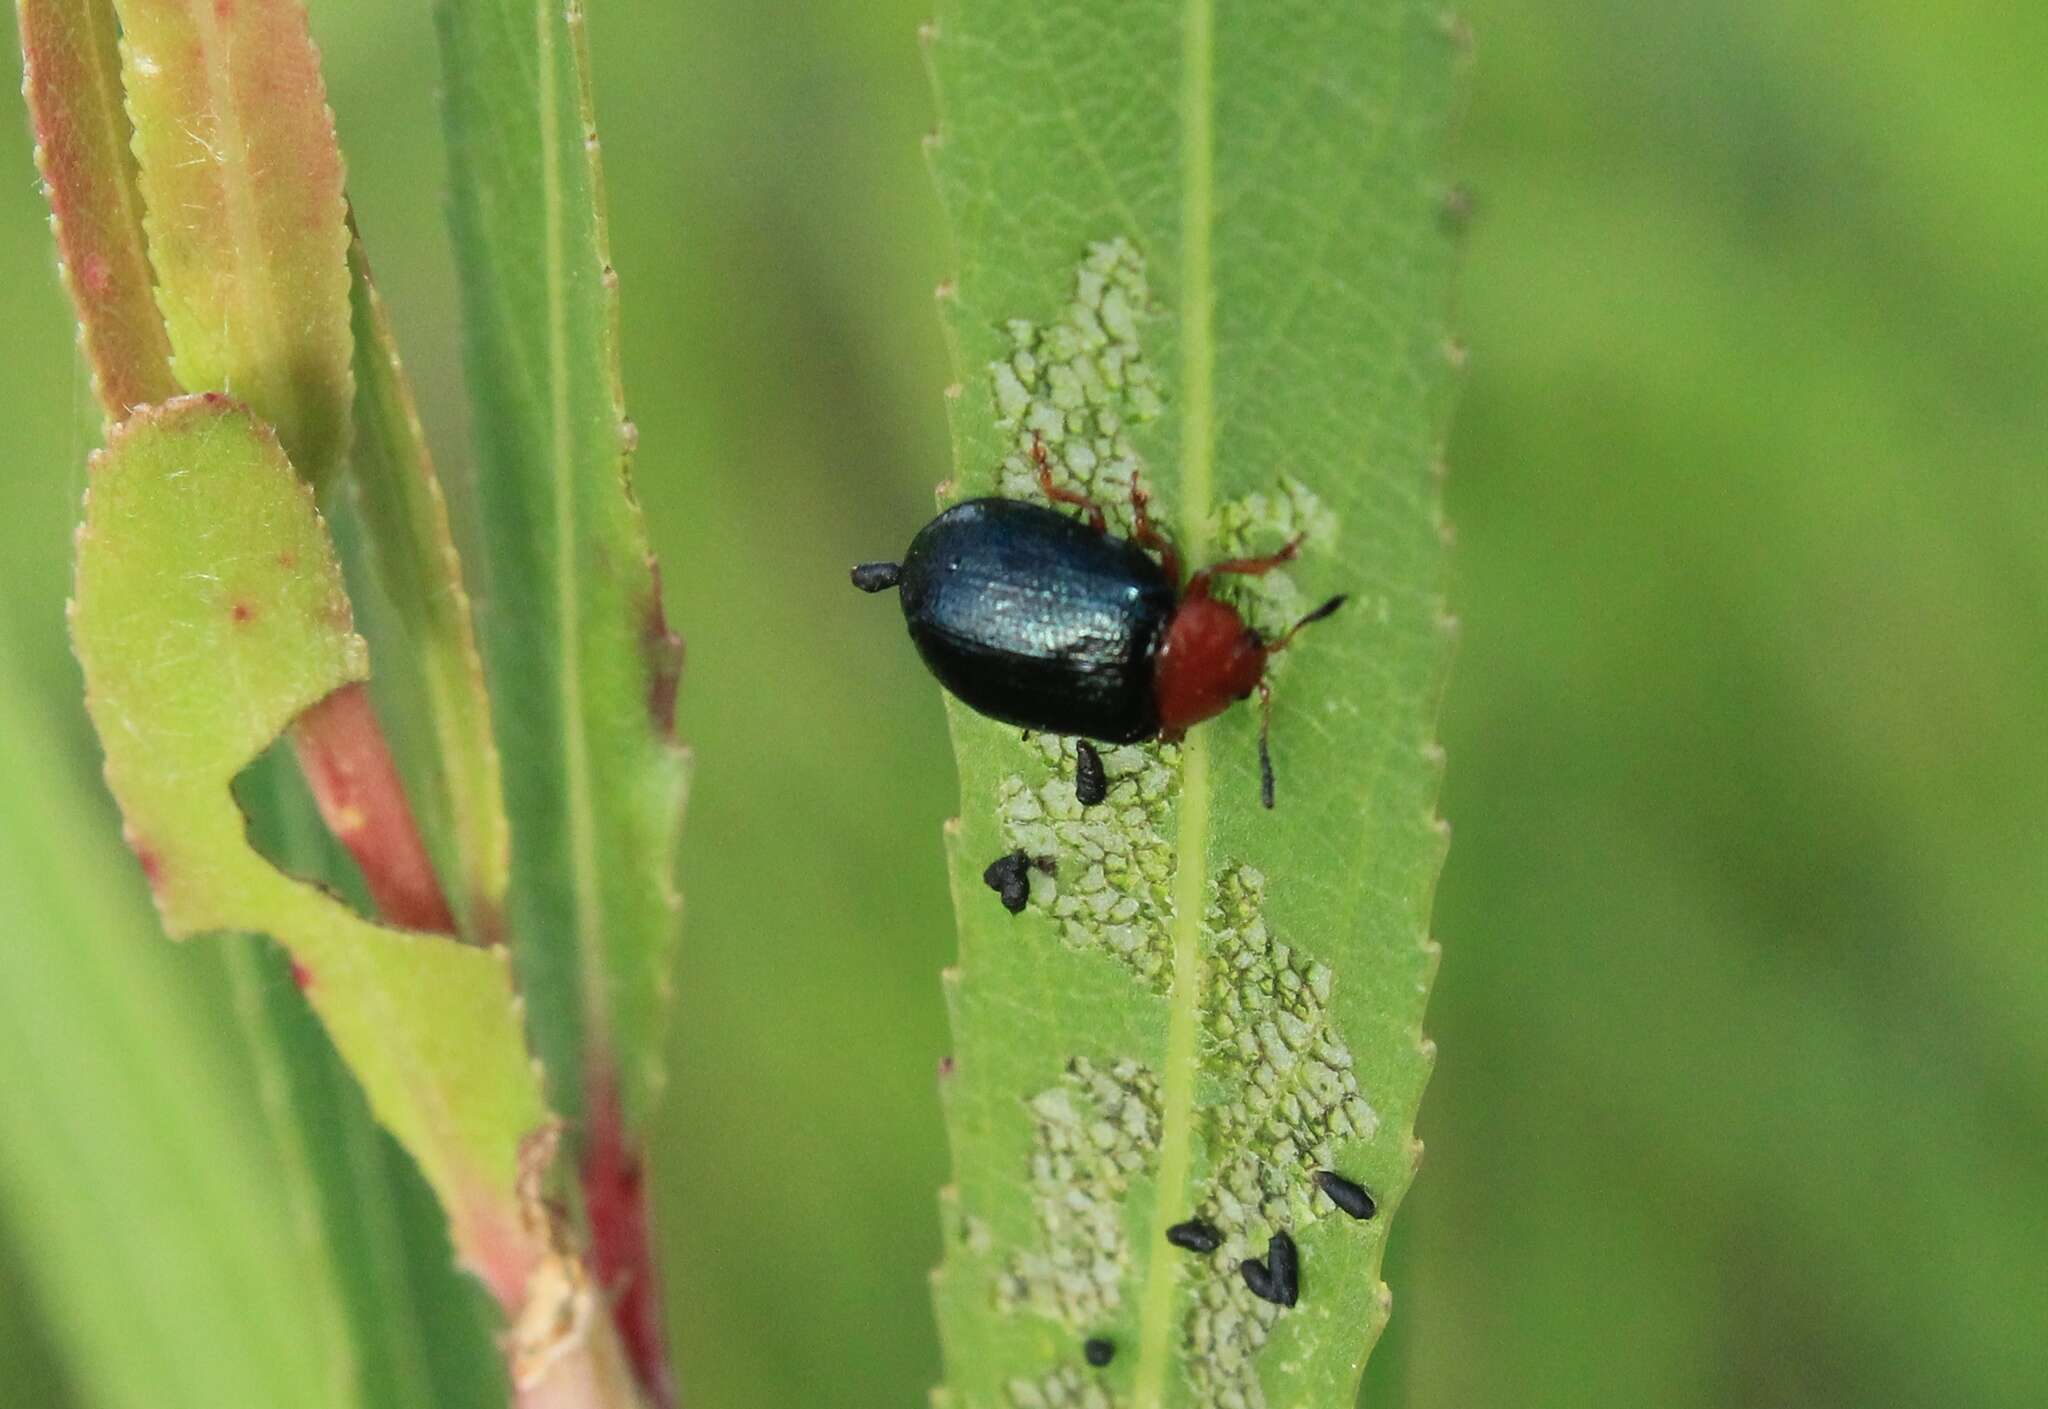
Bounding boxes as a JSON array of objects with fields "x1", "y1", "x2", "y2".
[
  {"x1": 509, "y1": 1255, "x2": 652, "y2": 1409},
  {"x1": 582, "y1": 1068, "x2": 676, "y2": 1408},
  {"x1": 290, "y1": 681, "x2": 456, "y2": 934}
]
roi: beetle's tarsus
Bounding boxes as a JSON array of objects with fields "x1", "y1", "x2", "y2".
[{"x1": 1030, "y1": 431, "x2": 1110, "y2": 534}]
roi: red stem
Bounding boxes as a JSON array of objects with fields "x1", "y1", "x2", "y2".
[
  {"x1": 583, "y1": 1068, "x2": 676, "y2": 1409},
  {"x1": 290, "y1": 681, "x2": 456, "y2": 934},
  {"x1": 291, "y1": 687, "x2": 674, "y2": 1406}
]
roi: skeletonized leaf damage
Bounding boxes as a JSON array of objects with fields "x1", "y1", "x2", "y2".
[{"x1": 940, "y1": 243, "x2": 1389, "y2": 1409}]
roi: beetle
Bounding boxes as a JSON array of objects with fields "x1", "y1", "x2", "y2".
[{"x1": 852, "y1": 437, "x2": 1343, "y2": 807}]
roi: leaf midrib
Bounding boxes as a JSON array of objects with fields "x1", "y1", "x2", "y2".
[
  {"x1": 536, "y1": 0, "x2": 606, "y2": 1011},
  {"x1": 1130, "y1": 1, "x2": 1214, "y2": 1403},
  {"x1": 193, "y1": 1, "x2": 280, "y2": 395}
]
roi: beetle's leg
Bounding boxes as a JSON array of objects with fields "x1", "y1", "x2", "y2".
[
  {"x1": 1268, "y1": 594, "x2": 1348, "y2": 652},
  {"x1": 1127, "y1": 471, "x2": 1183, "y2": 584},
  {"x1": 1186, "y1": 535, "x2": 1304, "y2": 597},
  {"x1": 1029, "y1": 432, "x2": 1108, "y2": 534}
]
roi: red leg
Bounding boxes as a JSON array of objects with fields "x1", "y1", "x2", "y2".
[
  {"x1": 1126, "y1": 471, "x2": 1182, "y2": 584},
  {"x1": 1188, "y1": 535, "x2": 1303, "y2": 597},
  {"x1": 1030, "y1": 432, "x2": 1107, "y2": 534}
]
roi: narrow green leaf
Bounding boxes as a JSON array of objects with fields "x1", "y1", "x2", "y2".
[
  {"x1": 344, "y1": 228, "x2": 512, "y2": 945},
  {"x1": 436, "y1": 0, "x2": 687, "y2": 1125},
  {"x1": 113, "y1": 0, "x2": 355, "y2": 489},
  {"x1": 15, "y1": 0, "x2": 176, "y2": 417},
  {"x1": 0, "y1": 674, "x2": 353, "y2": 1409},
  {"x1": 925, "y1": 6, "x2": 1462, "y2": 1406},
  {"x1": 71, "y1": 395, "x2": 553, "y2": 1309}
]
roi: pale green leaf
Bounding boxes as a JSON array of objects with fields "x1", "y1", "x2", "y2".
[
  {"x1": 436, "y1": 0, "x2": 687, "y2": 1126},
  {"x1": 0, "y1": 672, "x2": 354, "y2": 1409},
  {"x1": 15, "y1": 0, "x2": 175, "y2": 417},
  {"x1": 924, "y1": 5, "x2": 1462, "y2": 1406},
  {"x1": 71, "y1": 395, "x2": 552, "y2": 1309},
  {"x1": 113, "y1": 0, "x2": 354, "y2": 489}
]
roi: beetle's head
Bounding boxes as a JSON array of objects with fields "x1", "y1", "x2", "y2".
[
  {"x1": 1156, "y1": 590, "x2": 1348, "y2": 807},
  {"x1": 1154, "y1": 594, "x2": 1268, "y2": 738}
]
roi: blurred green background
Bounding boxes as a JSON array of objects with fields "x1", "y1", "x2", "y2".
[{"x1": 3, "y1": 1, "x2": 2043, "y2": 1406}]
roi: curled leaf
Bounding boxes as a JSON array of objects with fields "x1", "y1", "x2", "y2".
[{"x1": 71, "y1": 395, "x2": 549, "y2": 1307}]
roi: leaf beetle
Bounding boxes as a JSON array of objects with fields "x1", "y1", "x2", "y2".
[{"x1": 853, "y1": 437, "x2": 1343, "y2": 807}]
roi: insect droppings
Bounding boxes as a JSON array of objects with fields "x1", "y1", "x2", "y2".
[
  {"x1": 1082, "y1": 1337, "x2": 1114, "y2": 1368},
  {"x1": 1239, "y1": 1256, "x2": 1279, "y2": 1304},
  {"x1": 1314, "y1": 1169, "x2": 1378, "y2": 1221},
  {"x1": 1166, "y1": 1219, "x2": 1223, "y2": 1254},
  {"x1": 1266, "y1": 1230, "x2": 1300, "y2": 1307},
  {"x1": 981, "y1": 850, "x2": 1036, "y2": 914},
  {"x1": 1074, "y1": 738, "x2": 1107, "y2": 806},
  {"x1": 850, "y1": 561, "x2": 901, "y2": 593},
  {"x1": 1240, "y1": 1231, "x2": 1299, "y2": 1308}
]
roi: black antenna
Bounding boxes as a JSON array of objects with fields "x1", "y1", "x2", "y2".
[
  {"x1": 850, "y1": 562, "x2": 901, "y2": 593},
  {"x1": 1273, "y1": 593, "x2": 1347, "y2": 651},
  {"x1": 1259, "y1": 595, "x2": 1347, "y2": 808},
  {"x1": 1258, "y1": 681, "x2": 1277, "y2": 809}
]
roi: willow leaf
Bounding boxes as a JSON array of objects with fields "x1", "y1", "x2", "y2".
[
  {"x1": 436, "y1": 0, "x2": 686, "y2": 1127},
  {"x1": 344, "y1": 229, "x2": 512, "y2": 945},
  {"x1": 113, "y1": 0, "x2": 354, "y2": 489},
  {"x1": 924, "y1": 5, "x2": 1463, "y2": 1406},
  {"x1": 71, "y1": 395, "x2": 552, "y2": 1310}
]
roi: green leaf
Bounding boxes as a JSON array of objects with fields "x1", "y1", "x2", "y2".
[
  {"x1": 113, "y1": 0, "x2": 355, "y2": 489},
  {"x1": 343, "y1": 228, "x2": 512, "y2": 944},
  {"x1": 15, "y1": 0, "x2": 176, "y2": 417},
  {"x1": 231, "y1": 747, "x2": 509, "y2": 1409},
  {"x1": 0, "y1": 673, "x2": 355, "y2": 1409},
  {"x1": 924, "y1": 6, "x2": 1462, "y2": 1407},
  {"x1": 436, "y1": 0, "x2": 687, "y2": 1125},
  {"x1": 71, "y1": 395, "x2": 552, "y2": 1309}
]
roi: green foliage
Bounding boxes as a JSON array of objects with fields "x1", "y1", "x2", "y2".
[
  {"x1": 7, "y1": 2, "x2": 2048, "y2": 1409},
  {"x1": 436, "y1": 0, "x2": 687, "y2": 1128},
  {"x1": 112, "y1": 0, "x2": 354, "y2": 488},
  {"x1": 0, "y1": 678, "x2": 355, "y2": 1409},
  {"x1": 344, "y1": 231, "x2": 511, "y2": 943},
  {"x1": 70, "y1": 397, "x2": 550, "y2": 1303},
  {"x1": 16, "y1": 0, "x2": 173, "y2": 415},
  {"x1": 925, "y1": 4, "x2": 1462, "y2": 1404},
  {"x1": 231, "y1": 753, "x2": 508, "y2": 1409}
]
